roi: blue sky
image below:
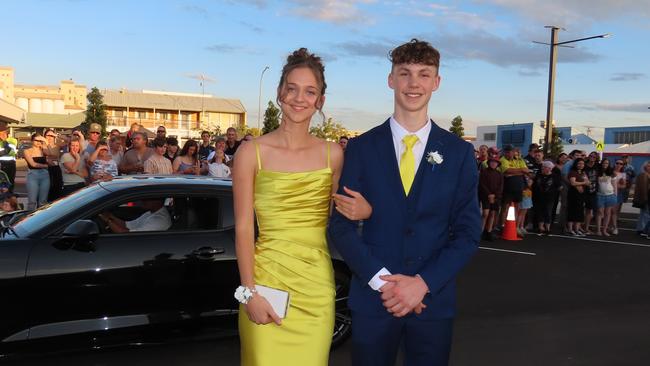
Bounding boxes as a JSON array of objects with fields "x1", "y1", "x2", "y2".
[{"x1": 3, "y1": 0, "x2": 649, "y2": 134}]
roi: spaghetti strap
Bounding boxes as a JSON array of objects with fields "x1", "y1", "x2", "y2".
[
  {"x1": 326, "y1": 143, "x2": 331, "y2": 169},
  {"x1": 254, "y1": 141, "x2": 262, "y2": 170}
]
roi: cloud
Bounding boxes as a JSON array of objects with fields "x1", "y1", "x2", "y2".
[
  {"x1": 332, "y1": 31, "x2": 602, "y2": 70},
  {"x1": 182, "y1": 4, "x2": 209, "y2": 18},
  {"x1": 231, "y1": 0, "x2": 267, "y2": 8},
  {"x1": 240, "y1": 21, "x2": 264, "y2": 34},
  {"x1": 518, "y1": 69, "x2": 542, "y2": 77},
  {"x1": 610, "y1": 73, "x2": 646, "y2": 82},
  {"x1": 558, "y1": 100, "x2": 650, "y2": 113},
  {"x1": 477, "y1": 0, "x2": 650, "y2": 28},
  {"x1": 409, "y1": 3, "x2": 500, "y2": 31},
  {"x1": 205, "y1": 44, "x2": 242, "y2": 53},
  {"x1": 288, "y1": 0, "x2": 376, "y2": 25}
]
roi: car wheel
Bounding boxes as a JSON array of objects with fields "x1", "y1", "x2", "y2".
[{"x1": 332, "y1": 267, "x2": 351, "y2": 349}]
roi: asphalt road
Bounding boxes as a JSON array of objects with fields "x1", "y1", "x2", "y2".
[{"x1": 5, "y1": 212, "x2": 649, "y2": 365}]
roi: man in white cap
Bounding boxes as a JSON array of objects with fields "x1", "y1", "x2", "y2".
[{"x1": 0, "y1": 121, "x2": 18, "y2": 190}]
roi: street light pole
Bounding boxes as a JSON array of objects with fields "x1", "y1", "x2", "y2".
[
  {"x1": 258, "y1": 66, "x2": 270, "y2": 132},
  {"x1": 538, "y1": 27, "x2": 610, "y2": 156},
  {"x1": 543, "y1": 26, "x2": 559, "y2": 157}
]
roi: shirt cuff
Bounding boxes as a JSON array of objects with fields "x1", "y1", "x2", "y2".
[{"x1": 368, "y1": 267, "x2": 392, "y2": 291}]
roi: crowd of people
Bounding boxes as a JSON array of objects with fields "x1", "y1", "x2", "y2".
[
  {"x1": 476, "y1": 143, "x2": 642, "y2": 240},
  {"x1": 3, "y1": 122, "x2": 247, "y2": 211}
]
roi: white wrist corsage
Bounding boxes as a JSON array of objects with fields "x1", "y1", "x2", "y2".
[{"x1": 426, "y1": 151, "x2": 443, "y2": 171}]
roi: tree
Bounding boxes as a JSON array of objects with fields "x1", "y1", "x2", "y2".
[
  {"x1": 547, "y1": 127, "x2": 564, "y2": 160},
  {"x1": 236, "y1": 124, "x2": 261, "y2": 137},
  {"x1": 262, "y1": 101, "x2": 280, "y2": 135},
  {"x1": 309, "y1": 117, "x2": 350, "y2": 141},
  {"x1": 449, "y1": 115, "x2": 464, "y2": 137},
  {"x1": 83, "y1": 87, "x2": 108, "y2": 137}
]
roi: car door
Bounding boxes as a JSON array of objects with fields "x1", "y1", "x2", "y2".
[{"x1": 22, "y1": 188, "x2": 229, "y2": 341}]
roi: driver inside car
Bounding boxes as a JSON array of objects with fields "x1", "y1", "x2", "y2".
[{"x1": 98, "y1": 198, "x2": 172, "y2": 233}]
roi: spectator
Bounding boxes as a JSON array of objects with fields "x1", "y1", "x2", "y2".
[
  {"x1": 633, "y1": 161, "x2": 650, "y2": 237},
  {"x1": 0, "y1": 194, "x2": 18, "y2": 214},
  {"x1": 109, "y1": 135, "x2": 124, "y2": 166},
  {"x1": 60, "y1": 138, "x2": 88, "y2": 196},
  {"x1": 479, "y1": 157, "x2": 502, "y2": 241},
  {"x1": 611, "y1": 159, "x2": 627, "y2": 235},
  {"x1": 583, "y1": 152, "x2": 601, "y2": 234},
  {"x1": 533, "y1": 160, "x2": 561, "y2": 235},
  {"x1": 243, "y1": 133, "x2": 254, "y2": 142},
  {"x1": 499, "y1": 144, "x2": 529, "y2": 232},
  {"x1": 68, "y1": 129, "x2": 88, "y2": 152},
  {"x1": 109, "y1": 129, "x2": 121, "y2": 138},
  {"x1": 560, "y1": 150, "x2": 582, "y2": 233},
  {"x1": 552, "y1": 153, "x2": 568, "y2": 227},
  {"x1": 144, "y1": 137, "x2": 173, "y2": 175},
  {"x1": 206, "y1": 148, "x2": 231, "y2": 178},
  {"x1": 518, "y1": 175, "x2": 533, "y2": 235},
  {"x1": 339, "y1": 136, "x2": 349, "y2": 151},
  {"x1": 224, "y1": 127, "x2": 241, "y2": 157},
  {"x1": 481, "y1": 146, "x2": 499, "y2": 170},
  {"x1": 198, "y1": 130, "x2": 214, "y2": 162},
  {"x1": 523, "y1": 143, "x2": 539, "y2": 172},
  {"x1": 125, "y1": 123, "x2": 140, "y2": 148},
  {"x1": 621, "y1": 154, "x2": 636, "y2": 208},
  {"x1": 84, "y1": 123, "x2": 102, "y2": 156},
  {"x1": 156, "y1": 126, "x2": 167, "y2": 139},
  {"x1": 476, "y1": 145, "x2": 488, "y2": 169},
  {"x1": 567, "y1": 158, "x2": 589, "y2": 236},
  {"x1": 0, "y1": 120, "x2": 18, "y2": 189},
  {"x1": 164, "y1": 137, "x2": 179, "y2": 163},
  {"x1": 173, "y1": 139, "x2": 201, "y2": 175},
  {"x1": 98, "y1": 198, "x2": 171, "y2": 233},
  {"x1": 24, "y1": 134, "x2": 50, "y2": 210},
  {"x1": 89, "y1": 141, "x2": 119, "y2": 182},
  {"x1": 596, "y1": 159, "x2": 617, "y2": 237},
  {"x1": 207, "y1": 137, "x2": 232, "y2": 164},
  {"x1": 120, "y1": 132, "x2": 153, "y2": 175},
  {"x1": 43, "y1": 129, "x2": 64, "y2": 201}
]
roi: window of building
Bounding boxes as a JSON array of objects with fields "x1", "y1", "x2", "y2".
[
  {"x1": 501, "y1": 129, "x2": 525, "y2": 145},
  {"x1": 483, "y1": 133, "x2": 496, "y2": 141},
  {"x1": 614, "y1": 131, "x2": 650, "y2": 145},
  {"x1": 113, "y1": 110, "x2": 124, "y2": 118},
  {"x1": 158, "y1": 112, "x2": 170, "y2": 120},
  {"x1": 135, "y1": 110, "x2": 147, "y2": 119}
]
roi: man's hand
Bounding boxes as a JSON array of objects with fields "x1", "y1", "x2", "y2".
[
  {"x1": 332, "y1": 186, "x2": 372, "y2": 221},
  {"x1": 379, "y1": 274, "x2": 429, "y2": 317}
]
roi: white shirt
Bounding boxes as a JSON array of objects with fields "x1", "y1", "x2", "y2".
[
  {"x1": 368, "y1": 116, "x2": 431, "y2": 291},
  {"x1": 206, "y1": 150, "x2": 231, "y2": 163},
  {"x1": 125, "y1": 207, "x2": 172, "y2": 232},
  {"x1": 208, "y1": 162, "x2": 231, "y2": 178}
]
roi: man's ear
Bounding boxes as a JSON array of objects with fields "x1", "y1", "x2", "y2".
[{"x1": 388, "y1": 72, "x2": 395, "y2": 90}]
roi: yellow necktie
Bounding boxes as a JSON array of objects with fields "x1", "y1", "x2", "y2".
[{"x1": 400, "y1": 135, "x2": 419, "y2": 195}]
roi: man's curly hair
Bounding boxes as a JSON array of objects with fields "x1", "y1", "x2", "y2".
[{"x1": 389, "y1": 39, "x2": 440, "y2": 69}]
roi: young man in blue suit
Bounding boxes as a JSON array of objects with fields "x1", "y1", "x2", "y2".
[{"x1": 329, "y1": 39, "x2": 480, "y2": 366}]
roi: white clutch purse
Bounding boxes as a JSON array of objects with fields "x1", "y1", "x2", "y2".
[{"x1": 256, "y1": 284, "x2": 290, "y2": 319}]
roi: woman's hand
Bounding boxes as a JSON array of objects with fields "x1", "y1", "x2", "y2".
[
  {"x1": 244, "y1": 295, "x2": 282, "y2": 326},
  {"x1": 332, "y1": 186, "x2": 373, "y2": 220}
]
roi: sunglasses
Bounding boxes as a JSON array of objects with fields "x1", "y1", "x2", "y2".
[
  {"x1": 90, "y1": 132, "x2": 100, "y2": 134},
  {"x1": 157, "y1": 130, "x2": 165, "y2": 133},
  {"x1": 46, "y1": 134, "x2": 56, "y2": 138},
  {"x1": 615, "y1": 162, "x2": 624, "y2": 165}
]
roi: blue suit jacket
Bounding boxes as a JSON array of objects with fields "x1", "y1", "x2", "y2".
[{"x1": 328, "y1": 119, "x2": 480, "y2": 319}]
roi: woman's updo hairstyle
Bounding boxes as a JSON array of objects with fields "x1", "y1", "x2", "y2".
[{"x1": 276, "y1": 48, "x2": 327, "y2": 121}]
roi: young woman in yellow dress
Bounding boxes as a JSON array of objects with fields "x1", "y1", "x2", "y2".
[{"x1": 233, "y1": 48, "x2": 370, "y2": 365}]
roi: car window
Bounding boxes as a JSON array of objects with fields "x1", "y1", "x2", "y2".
[{"x1": 89, "y1": 195, "x2": 223, "y2": 234}]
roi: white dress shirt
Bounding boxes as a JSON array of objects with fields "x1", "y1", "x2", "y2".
[
  {"x1": 126, "y1": 207, "x2": 172, "y2": 232},
  {"x1": 368, "y1": 116, "x2": 431, "y2": 291}
]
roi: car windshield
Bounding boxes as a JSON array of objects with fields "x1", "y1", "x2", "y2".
[{"x1": 11, "y1": 184, "x2": 109, "y2": 238}]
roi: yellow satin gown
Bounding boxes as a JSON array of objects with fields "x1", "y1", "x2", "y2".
[{"x1": 239, "y1": 142, "x2": 335, "y2": 366}]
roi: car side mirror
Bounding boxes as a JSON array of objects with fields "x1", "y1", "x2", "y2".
[{"x1": 60, "y1": 220, "x2": 99, "y2": 252}]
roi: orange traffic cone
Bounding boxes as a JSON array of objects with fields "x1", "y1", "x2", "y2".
[{"x1": 501, "y1": 205, "x2": 522, "y2": 241}]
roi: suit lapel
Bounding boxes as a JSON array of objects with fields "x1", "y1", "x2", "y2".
[
  {"x1": 374, "y1": 119, "x2": 408, "y2": 200},
  {"x1": 408, "y1": 120, "x2": 445, "y2": 202}
]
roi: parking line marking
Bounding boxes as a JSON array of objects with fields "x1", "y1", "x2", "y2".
[
  {"x1": 479, "y1": 246, "x2": 536, "y2": 256},
  {"x1": 549, "y1": 235, "x2": 650, "y2": 248}
]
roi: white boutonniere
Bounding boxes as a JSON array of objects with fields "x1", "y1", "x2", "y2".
[{"x1": 426, "y1": 151, "x2": 443, "y2": 171}]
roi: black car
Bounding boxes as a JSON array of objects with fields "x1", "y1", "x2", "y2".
[{"x1": 0, "y1": 176, "x2": 351, "y2": 357}]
